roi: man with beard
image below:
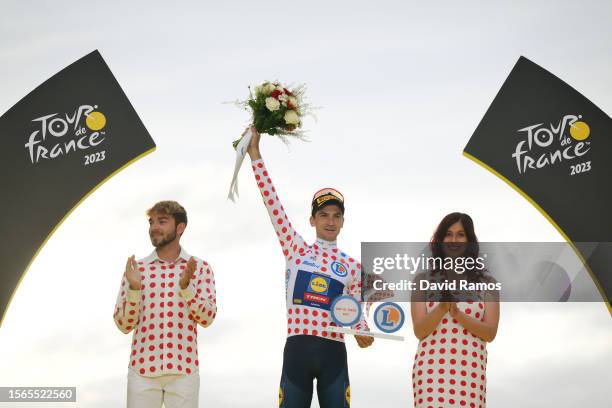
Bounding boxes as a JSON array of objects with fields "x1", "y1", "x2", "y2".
[{"x1": 113, "y1": 201, "x2": 217, "y2": 408}]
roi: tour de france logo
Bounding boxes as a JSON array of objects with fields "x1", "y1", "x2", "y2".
[
  {"x1": 511, "y1": 114, "x2": 592, "y2": 176},
  {"x1": 373, "y1": 302, "x2": 405, "y2": 333},
  {"x1": 25, "y1": 104, "x2": 108, "y2": 165}
]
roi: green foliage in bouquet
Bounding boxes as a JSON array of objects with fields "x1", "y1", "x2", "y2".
[{"x1": 232, "y1": 81, "x2": 310, "y2": 149}]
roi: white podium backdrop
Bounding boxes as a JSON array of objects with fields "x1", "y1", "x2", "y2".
[{"x1": 0, "y1": 1, "x2": 611, "y2": 407}]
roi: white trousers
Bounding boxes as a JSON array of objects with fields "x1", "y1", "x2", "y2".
[{"x1": 127, "y1": 369, "x2": 200, "y2": 408}]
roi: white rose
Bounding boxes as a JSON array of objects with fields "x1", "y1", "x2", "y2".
[
  {"x1": 284, "y1": 110, "x2": 299, "y2": 125},
  {"x1": 264, "y1": 83, "x2": 276, "y2": 93},
  {"x1": 254, "y1": 85, "x2": 263, "y2": 95},
  {"x1": 265, "y1": 97, "x2": 280, "y2": 111}
]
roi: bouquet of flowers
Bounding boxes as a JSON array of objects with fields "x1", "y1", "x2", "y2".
[
  {"x1": 228, "y1": 81, "x2": 311, "y2": 201},
  {"x1": 232, "y1": 81, "x2": 309, "y2": 149}
]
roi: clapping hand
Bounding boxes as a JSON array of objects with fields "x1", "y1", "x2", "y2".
[
  {"x1": 124, "y1": 255, "x2": 140, "y2": 290},
  {"x1": 179, "y1": 257, "x2": 197, "y2": 290}
]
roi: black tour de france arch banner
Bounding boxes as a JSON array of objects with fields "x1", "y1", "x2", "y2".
[
  {"x1": 0, "y1": 50, "x2": 156, "y2": 326},
  {"x1": 464, "y1": 56, "x2": 611, "y2": 315}
]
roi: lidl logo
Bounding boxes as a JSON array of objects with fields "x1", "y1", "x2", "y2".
[
  {"x1": 373, "y1": 302, "x2": 405, "y2": 333},
  {"x1": 309, "y1": 276, "x2": 329, "y2": 294},
  {"x1": 294, "y1": 270, "x2": 343, "y2": 309}
]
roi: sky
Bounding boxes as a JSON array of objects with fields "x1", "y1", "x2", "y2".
[{"x1": 0, "y1": 0, "x2": 611, "y2": 406}]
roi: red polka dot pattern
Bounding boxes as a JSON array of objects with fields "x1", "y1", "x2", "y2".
[
  {"x1": 114, "y1": 251, "x2": 216, "y2": 377},
  {"x1": 253, "y1": 159, "x2": 367, "y2": 343},
  {"x1": 412, "y1": 302, "x2": 487, "y2": 408}
]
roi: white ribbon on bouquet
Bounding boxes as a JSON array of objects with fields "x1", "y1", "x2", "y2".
[{"x1": 227, "y1": 127, "x2": 253, "y2": 202}]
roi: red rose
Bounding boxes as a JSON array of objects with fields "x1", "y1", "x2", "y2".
[
  {"x1": 284, "y1": 88, "x2": 293, "y2": 96},
  {"x1": 270, "y1": 89, "x2": 282, "y2": 99},
  {"x1": 287, "y1": 101, "x2": 295, "y2": 110}
]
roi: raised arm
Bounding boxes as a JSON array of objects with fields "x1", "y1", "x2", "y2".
[{"x1": 247, "y1": 126, "x2": 307, "y2": 259}]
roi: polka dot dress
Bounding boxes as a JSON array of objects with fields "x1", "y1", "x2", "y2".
[{"x1": 412, "y1": 301, "x2": 487, "y2": 408}]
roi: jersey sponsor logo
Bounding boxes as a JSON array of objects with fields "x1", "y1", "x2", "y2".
[
  {"x1": 304, "y1": 292, "x2": 329, "y2": 304},
  {"x1": 331, "y1": 261, "x2": 348, "y2": 277},
  {"x1": 309, "y1": 276, "x2": 329, "y2": 294},
  {"x1": 303, "y1": 260, "x2": 320, "y2": 269},
  {"x1": 293, "y1": 270, "x2": 344, "y2": 310}
]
